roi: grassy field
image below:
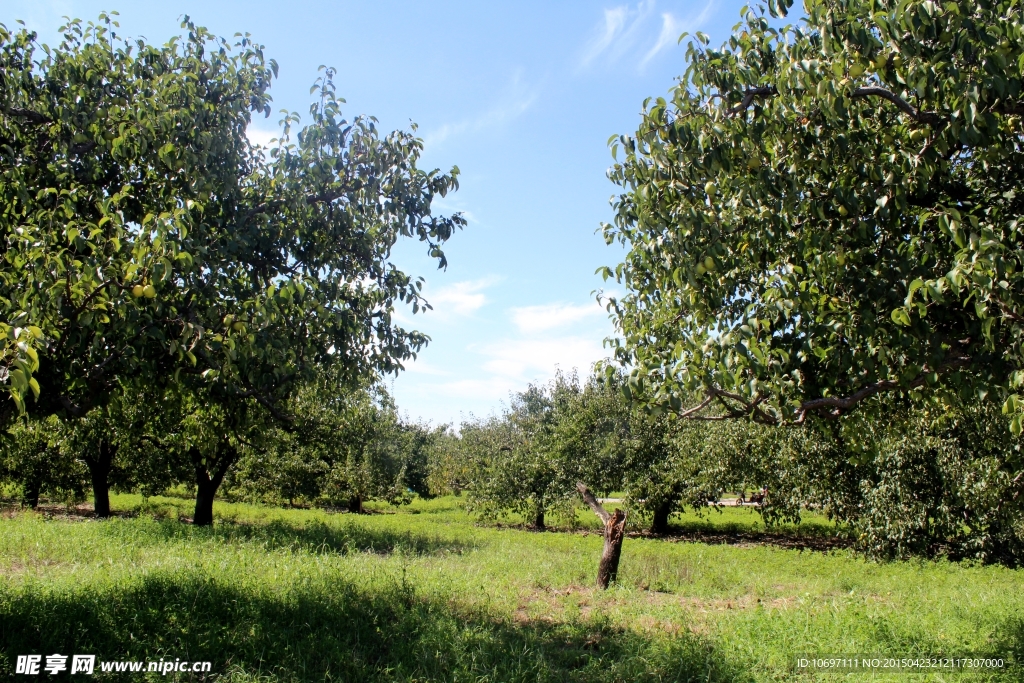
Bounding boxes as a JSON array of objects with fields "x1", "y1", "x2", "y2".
[{"x1": 0, "y1": 494, "x2": 1021, "y2": 682}]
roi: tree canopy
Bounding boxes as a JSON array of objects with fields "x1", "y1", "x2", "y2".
[
  {"x1": 601, "y1": 0, "x2": 1024, "y2": 428},
  {"x1": 0, "y1": 14, "x2": 464, "y2": 424}
]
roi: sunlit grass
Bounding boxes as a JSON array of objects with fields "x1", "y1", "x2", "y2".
[{"x1": 0, "y1": 494, "x2": 1020, "y2": 681}]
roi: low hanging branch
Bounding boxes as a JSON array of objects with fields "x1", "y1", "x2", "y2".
[
  {"x1": 577, "y1": 482, "x2": 628, "y2": 590},
  {"x1": 675, "y1": 355, "x2": 973, "y2": 424}
]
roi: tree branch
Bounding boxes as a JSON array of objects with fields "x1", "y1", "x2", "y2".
[
  {"x1": 65, "y1": 278, "x2": 118, "y2": 323},
  {"x1": 793, "y1": 355, "x2": 971, "y2": 422},
  {"x1": 670, "y1": 356, "x2": 972, "y2": 424},
  {"x1": 576, "y1": 482, "x2": 611, "y2": 524},
  {"x1": 850, "y1": 86, "x2": 941, "y2": 125},
  {"x1": 727, "y1": 86, "x2": 777, "y2": 116},
  {"x1": 2, "y1": 107, "x2": 52, "y2": 125},
  {"x1": 677, "y1": 394, "x2": 714, "y2": 418}
]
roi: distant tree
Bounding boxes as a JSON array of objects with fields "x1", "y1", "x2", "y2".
[
  {"x1": 399, "y1": 422, "x2": 437, "y2": 500},
  {"x1": 54, "y1": 380, "x2": 190, "y2": 517},
  {"x1": 1, "y1": 417, "x2": 87, "y2": 508},
  {"x1": 600, "y1": 0, "x2": 1024, "y2": 431},
  {"x1": 466, "y1": 383, "x2": 571, "y2": 530},
  {"x1": 425, "y1": 426, "x2": 472, "y2": 497},
  {"x1": 547, "y1": 372, "x2": 629, "y2": 498},
  {"x1": 228, "y1": 374, "x2": 430, "y2": 512}
]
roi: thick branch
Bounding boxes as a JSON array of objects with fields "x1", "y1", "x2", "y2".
[
  {"x1": 850, "y1": 86, "x2": 941, "y2": 125},
  {"x1": 65, "y1": 278, "x2": 117, "y2": 323},
  {"x1": 794, "y1": 356, "x2": 971, "y2": 422},
  {"x1": 677, "y1": 394, "x2": 714, "y2": 418},
  {"x1": 672, "y1": 356, "x2": 972, "y2": 424},
  {"x1": 576, "y1": 482, "x2": 611, "y2": 524},
  {"x1": 995, "y1": 298, "x2": 1024, "y2": 324},
  {"x1": 2, "y1": 107, "x2": 52, "y2": 125},
  {"x1": 724, "y1": 84, "x2": 946, "y2": 126}
]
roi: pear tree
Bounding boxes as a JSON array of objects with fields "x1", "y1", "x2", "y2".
[
  {"x1": 0, "y1": 15, "x2": 464, "y2": 523},
  {"x1": 601, "y1": 0, "x2": 1024, "y2": 433}
]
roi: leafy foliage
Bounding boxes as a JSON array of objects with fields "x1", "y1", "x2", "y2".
[
  {"x1": 227, "y1": 375, "x2": 437, "y2": 510},
  {"x1": 0, "y1": 14, "x2": 464, "y2": 427},
  {"x1": 600, "y1": 0, "x2": 1024, "y2": 427}
]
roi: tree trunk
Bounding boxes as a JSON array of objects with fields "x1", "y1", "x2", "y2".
[
  {"x1": 23, "y1": 478, "x2": 41, "y2": 509},
  {"x1": 650, "y1": 500, "x2": 673, "y2": 534},
  {"x1": 597, "y1": 509, "x2": 628, "y2": 589},
  {"x1": 193, "y1": 445, "x2": 236, "y2": 526},
  {"x1": 348, "y1": 494, "x2": 363, "y2": 514},
  {"x1": 86, "y1": 441, "x2": 114, "y2": 518},
  {"x1": 193, "y1": 478, "x2": 218, "y2": 526},
  {"x1": 577, "y1": 482, "x2": 628, "y2": 590},
  {"x1": 533, "y1": 506, "x2": 545, "y2": 530}
]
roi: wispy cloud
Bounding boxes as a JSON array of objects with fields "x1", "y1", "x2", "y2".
[
  {"x1": 423, "y1": 70, "x2": 539, "y2": 148},
  {"x1": 510, "y1": 302, "x2": 605, "y2": 334},
  {"x1": 430, "y1": 195, "x2": 479, "y2": 227},
  {"x1": 578, "y1": 0, "x2": 717, "y2": 72},
  {"x1": 641, "y1": 12, "x2": 686, "y2": 67},
  {"x1": 578, "y1": 6, "x2": 629, "y2": 67},
  {"x1": 392, "y1": 295, "x2": 616, "y2": 425},
  {"x1": 400, "y1": 358, "x2": 449, "y2": 376},
  {"x1": 578, "y1": 0, "x2": 655, "y2": 69},
  {"x1": 428, "y1": 378, "x2": 517, "y2": 402}
]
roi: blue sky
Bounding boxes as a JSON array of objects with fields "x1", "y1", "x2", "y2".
[{"x1": 6, "y1": 0, "x2": 750, "y2": 426}]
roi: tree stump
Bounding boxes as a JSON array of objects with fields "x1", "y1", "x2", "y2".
[{"x1": 577, "y1": 482, "x2": 628, "y2": 589}]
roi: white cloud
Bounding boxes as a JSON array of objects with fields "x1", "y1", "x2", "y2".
[
  {"x1": 429, "y1": 378, "x2": 516, "y2": 402},
  {"x1": 424, "y1": 277, "x2": 498, "y2": 318},
  {"x1": 430, "y1": 195, "x2": 479, "y2": 227},
  {"x1": 400, "y1": 358, "x2": 449, "y2": 376},
  {"x1": 510, "y1": 301, "x2": 605, "y2": 334},
  {"x1": 479, "y1": 336, "x2": 607, "y2": 382},
  {"x1": 245, "y1": 125, "x2": 278, "y2": 149},
  {"x1": 423, "y1": 70, "x2": 539, "y2": 148}
]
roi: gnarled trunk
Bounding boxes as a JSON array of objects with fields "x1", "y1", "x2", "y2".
[
  {"x1": 577, "y1": 482, "x2": 628, "y2": 589},
  {"x1": 597, "y1": 509, "x2": 628, "y2": 588},
  {"x1": 533, "y1": 506, "x2": 545, "y2": 530},
  {"x1": 348, "y1": 494, "x2": 364, "y2": 514}
]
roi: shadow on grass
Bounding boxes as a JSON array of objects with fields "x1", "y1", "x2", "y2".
[
  {"x1": 0, "y1": 571, "x2": 747, "y2": 683},
  {"x1": 651, "y1": 520, "x2": 853, "y2": 552},
  {"x1": 992, "y1": 616, "x2": 1024, "y2": 674},
  {"x1": 96, "y1": 516, "x2": 478, "y2": 557},
  {"x1": 555, "y1": 519, "x2": 852, "y2": 553}
]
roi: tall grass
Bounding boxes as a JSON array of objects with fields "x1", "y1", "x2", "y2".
[{"x1": 1, "y1": 495, "x2": 1020, "y2": 681}]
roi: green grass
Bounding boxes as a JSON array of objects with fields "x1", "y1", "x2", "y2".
[{"x1": 1, "y1": 495, "x2": 1021, "y2": 682}]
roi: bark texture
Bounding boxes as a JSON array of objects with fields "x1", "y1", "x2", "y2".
[{"x1": 577, "y1": 482, "x2": 628, "y2": 589}]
